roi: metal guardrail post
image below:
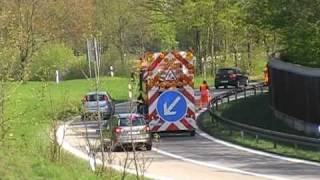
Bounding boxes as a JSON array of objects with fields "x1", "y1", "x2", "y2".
[
  {"x1": 227, "y1": 96, "x2": 230, "y2": 103},
  {"x1": 273, "y1": 141, "x2": 277, "y2": 149},
  {"x1": 241, "y1": 131, "x2": 244, "y2": 139},
  {"x1": 260, "y1": 86, "x2": 263, "y2": 94},
  {"x1": 254, "y1": 88, "x2": 257, "y2": 96},
  {"x1": 235, "y1": 91, "x2": 238, "y2": 100},
  {"x1": 215, "y1": 101, "x2": 218, "y2": 110},
  {"x1": 244, "y1": 89, "x2": 247, "y2": 99},
  {"x1": 255, "y1": 135, "x2": 259, "y2": 144}
]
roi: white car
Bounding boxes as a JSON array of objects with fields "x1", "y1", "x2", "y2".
[{"x1": 81, "y1": 91, "x2": 115, "y2": 120}]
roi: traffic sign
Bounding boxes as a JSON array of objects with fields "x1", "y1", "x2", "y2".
[
  {"x1": 156, "y1": 90, "x2": 187, "y2": 122},
  {"x1": 165, "y1": 70, "x2": 177, "y2": 81}
]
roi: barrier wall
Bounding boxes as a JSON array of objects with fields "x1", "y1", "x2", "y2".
[{"x1": 268, "y1": 58, "x2": 320, "y2": 136}]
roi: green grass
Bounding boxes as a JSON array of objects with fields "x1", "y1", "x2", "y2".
[
  {"x1": 194, "y1": 76, "x2": 214, "y2": 88},
  {"x1": 199, "y1": 96, "x2": 320, "y2": 163},
  {"x1": 0, "y1": 77, "x2": 139, "y2": 180},
  {"x1": 218, "y1": 94, "x2": 308, "y2": 136}
]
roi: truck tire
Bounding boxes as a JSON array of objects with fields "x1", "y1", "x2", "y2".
[{"x1": 190, "y1": 130, "x2": 196, "y2": 137}]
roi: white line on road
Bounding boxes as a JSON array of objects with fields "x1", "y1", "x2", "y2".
[{"x1": 152, "y1": 147, "x2": 290, "y2": 180}]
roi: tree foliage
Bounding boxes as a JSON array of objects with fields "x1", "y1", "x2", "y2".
[
  {"x1": 246, "y1": 0, "x2": 320, "y2": 67},
  {"x1": 2, "y1": 0, "x2": 318, "y2": 80}
]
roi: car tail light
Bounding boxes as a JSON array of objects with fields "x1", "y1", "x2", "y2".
[
  {"x1": 144, "y1": 126, "x2": 150, "y2": 132},
  {"x1": 83, "y1": 96, "x2": 88, "y2": 102},
  {"x1": 103, "y1": 95, "x2": 108, "y2": 101},
  {"x1": 229, "y1": 74, "x2": 236, "y2": 79},
  {"x1": 114, "y1": 127, "x2": 122, "y2": 134}
]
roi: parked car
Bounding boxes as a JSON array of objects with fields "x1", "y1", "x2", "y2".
[
  {"x1": 103, "y1": 113, "x2": 152, "y2": 151},
  {"x1": 81, "y1": 91, "x2": 115, "y2": 120},
  {"x1": 215, "y1": 68, "x2": 249, "y2": 89}
]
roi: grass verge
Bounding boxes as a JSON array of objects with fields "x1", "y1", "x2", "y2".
[
  {"x1": 198, "y1": 95, "x2": 320, "y2": 163},
  {"x1": 0, "y1": 77, "x2": 139, "y2": 180}
]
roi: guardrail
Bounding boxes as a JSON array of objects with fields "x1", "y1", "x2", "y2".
[{"x1": 207, "y1": 83, "x2": 320, "y2": 149}]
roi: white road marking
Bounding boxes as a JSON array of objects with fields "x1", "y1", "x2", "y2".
[{"x1": 152, "y1": 147, "x2": 290, "y2": 180}]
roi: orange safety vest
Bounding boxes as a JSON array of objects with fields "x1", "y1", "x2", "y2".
[{"x1": 264, "y1": 66, "x2": 269, "y2": 85}]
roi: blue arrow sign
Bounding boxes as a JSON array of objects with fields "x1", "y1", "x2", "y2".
[{"x1": 156, "y1": 90, "x2": 187, "y2": 122}]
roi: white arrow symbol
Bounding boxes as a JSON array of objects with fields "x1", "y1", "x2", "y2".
[{"x1": 164, "y1": 96, "x2": 181, "y2": 116}]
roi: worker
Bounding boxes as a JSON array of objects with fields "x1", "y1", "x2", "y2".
[
  {"x1": 199, "y1": 80, "x2": 210, "y2": 109},
  {"x1": 263, "y1": 64, "x2": 269, "y2": 85},
  {"x1": 137, "y1": 93, "x2": 147, "y2": 115}
]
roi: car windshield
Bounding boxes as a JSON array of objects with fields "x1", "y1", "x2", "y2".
[
  {"x1": 119, "y1": 117, "x2": 146, "y2": 126},
  {"x1": 87, "y1": 94, "x2": 106, "y2": 101},
  {"x1": 218, "y1": 69, "x2": 235, "y2": 74}
]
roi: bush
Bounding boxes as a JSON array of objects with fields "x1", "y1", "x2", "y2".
[{"x1": 30, "y1": 43, "x2": 77, "y2": 81}]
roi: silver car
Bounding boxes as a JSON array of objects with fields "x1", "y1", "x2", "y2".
[
  {"x1": 81, "y1": 91, "x2": 115, "y2": 120},
  {"x1": 104, "y1": 113, "x2": 152, "y2": 151}
]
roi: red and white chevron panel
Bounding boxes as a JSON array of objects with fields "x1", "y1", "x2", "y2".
[{"x1": 146, "y1": 52, "x2": 196, "y2": 132}]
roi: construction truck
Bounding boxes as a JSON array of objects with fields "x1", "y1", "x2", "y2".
[{"x1": 138, "y1": 51, "x2": 196, "y2": 136}]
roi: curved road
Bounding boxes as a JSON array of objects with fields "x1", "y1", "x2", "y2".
[{"x1": 61, "y1": 88, "x2": 320, "y2": 180}]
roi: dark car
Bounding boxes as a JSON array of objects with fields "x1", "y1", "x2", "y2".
[{"x1": 215, "y1": 68, "x2": 249, "y2": 89}]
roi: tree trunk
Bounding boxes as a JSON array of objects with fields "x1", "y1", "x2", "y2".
[{"x1": 195, "y1": 29, "x2": 202, "y2": 76}]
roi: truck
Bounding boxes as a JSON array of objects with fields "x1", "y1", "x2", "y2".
[{"x1": 138, "y1": 51, "x2": 196, "y2": 136}]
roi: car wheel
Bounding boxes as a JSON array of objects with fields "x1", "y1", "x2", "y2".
[{"x1": 190, "y1": 130, "x2": 195, "y2": 137}]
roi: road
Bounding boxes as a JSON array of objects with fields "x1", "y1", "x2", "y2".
[{"x1": 59, "y1": 88, "x2": 320, "y2": 180}]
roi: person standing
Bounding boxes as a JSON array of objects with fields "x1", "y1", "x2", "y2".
[{"x1": 199, "y1": 80, "x2": 209, "y2": 109}]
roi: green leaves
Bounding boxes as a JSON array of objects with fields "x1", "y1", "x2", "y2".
[
  {"x1": 246, "y1": 0, "x2": 320, "y2": 67},
  {"x1": 30, "y1": 43, "x2": 77, "y2": 81}
]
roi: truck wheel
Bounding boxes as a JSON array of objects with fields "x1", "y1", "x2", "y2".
[{"x1": 190, "y1": 130, "x2": 196, "y2": 137}]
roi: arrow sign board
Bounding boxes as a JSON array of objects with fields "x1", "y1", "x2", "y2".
[{"x1": 156, "y1": 90, "x2": 187, "y2": 122}]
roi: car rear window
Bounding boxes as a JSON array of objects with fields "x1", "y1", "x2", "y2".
[
  {"x1": 87, "y1": 94, "x2": 106, "y2": 101},
  {"x1": 218, "y1": 69, "x2": 235, "y2": 74},
  {"x1": 119, "y1": 117, "x2": 146, "y2": 126}
]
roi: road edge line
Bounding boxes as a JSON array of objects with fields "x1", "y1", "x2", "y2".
[{"x1": 152, "y1": 147, "x2": 290, "y2": 180}]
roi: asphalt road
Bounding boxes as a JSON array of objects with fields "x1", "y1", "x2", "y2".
[{"x1": 61, "y1": 87, "x2": 320, "y2": 180}]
